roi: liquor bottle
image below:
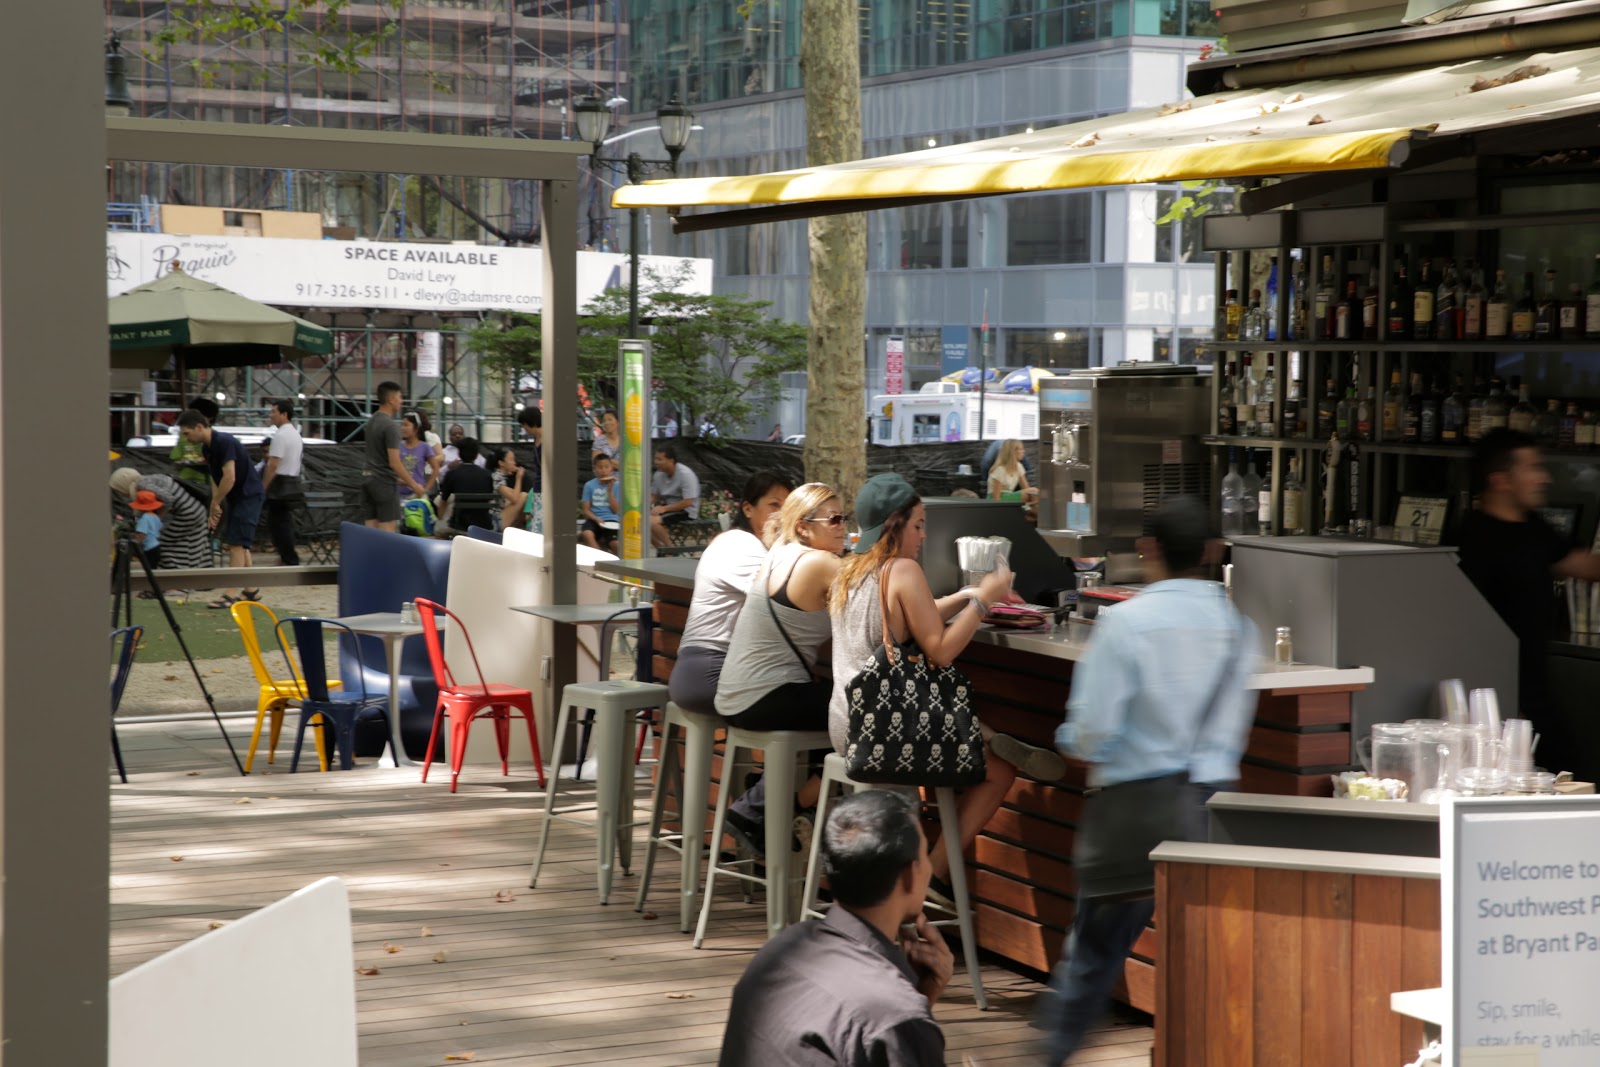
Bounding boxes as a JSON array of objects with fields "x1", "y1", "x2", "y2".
[
  {"x1": 1315, "y1": 377, "x2": 1338, "y2": 439},
  {"x1": 1486, "y1": 269, "x2": 1511, "y2": 340},
  {"x1": 1419, "y1": 375, "x2": 1441, "y2": 445},
  {"x1": 1257, "y1": 457, "x2": 1274, "y2": 536},
  {"x1": 1442, "y1": 374, "x2": 1466, "y2": 444},
  {"x1": 1221, "y1": 448, "x2": 1244, "y2": 537},
  {"x1": 1243, "y1": 289, "x2": 1265, "y2": 342},
  {"x1": 1587, "y1": 255, "x2": 1600, "y2": 340},
  {"x1": 1483, "y1": 377, "x2": 1511, "y2": 432},
  {"x1": 1537, "y1": 399, "x2": 1562, "y2": 449},
  {"x1": 1580, "y1": 409, "x2": 1599, "y2": 451},
  {"x1": 1335, "y1": 370, "x2": 1356, "y2": 439},
  {"x1": 1362, "y1": 269, "x2": 1380, "y2": 341},
  {"x1": 1401, "y1": 373, "x2": 1423, "y2": 443},
  {"x1": 1512, "y1": 273, "x2": 1538, "y2": 341},
  {"x1": 1241, "y1": 451, "x2": 1262, "y2": 533},
  {"x1": 1357, "y1": 381, "x2": 1375, "y2": 442},
  {"x1": 1562, "y1": 283, "x2": 1585, "y2": 341},
  {"x1": 1467, "y1": 376, "x2": 1488, "y2": 441},
  {"x1": 1463, "y1": 261, "x2": 1487, "y2": 341},
  {"x1": 1387, "y1": 261, "x2": 1412, "y2": 338},
  {"x1": 1508, "y1": 377, "x2": 1537, "y2": 434},
  {"x1": 1561, "y1": 401, "x2": 1581, "y2": 450},
  {"x1": 1535, "y1": 270, "x2": 1559, "y2": 340},
  {"x1": 1382, "y1": 370, "x2": 1404, "y2": 438},
  {"x1": 1291, "y1": 257, "x2": 1308, "y2": 340},
  {"x1": 1236, "y1": 354, "x2": 1258, "y2": 435},
  {"x1": 1434, "y1": 261, "x2": 1459, "y2": 342},
  {"x1": 1257, "y1": 353, "x2": 1276, "y2": 438},
  {"x1": 1335, "y1": 279, "x2": 1359, "y2": 340},
  {"x1": 1282, "y1": 457, "x2": 1306, "y2": 535},
  {"x1": 1217, "y1": 355, "x2": 1236, "y2": 434},
  {"x1": 1413, "y1": 258, "x2": 1436, "y2": 340},
  {"x1": 1281, "y1": 367, "x2": 1302, "y2": 438},
  {"x1": 1265, "y1": 258, "x2": 1280, "y2": 341},
  {"x1": 1223, "y1": 289, "x2": 1242, "y2": 341},
  {"x1": 1316, "y1": 255, "x2": 1337, "y2": 339}
]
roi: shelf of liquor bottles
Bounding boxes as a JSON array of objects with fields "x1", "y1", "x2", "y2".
[{"x1": 1202, "y1": 188, "x2": 1600, "y2": 541}]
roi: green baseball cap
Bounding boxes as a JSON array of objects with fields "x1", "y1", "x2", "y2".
[{"x1": 852, "y1": 473, "x2": 919, "y2": 554}]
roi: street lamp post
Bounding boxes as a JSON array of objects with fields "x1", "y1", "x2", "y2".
[{"x1": 573, "y1": 94, "x2": 695, "y2": 337}]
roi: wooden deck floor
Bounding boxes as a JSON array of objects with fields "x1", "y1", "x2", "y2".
[{"x1": 110, "y1": 718, "x2": 1153, "y2": 1066}]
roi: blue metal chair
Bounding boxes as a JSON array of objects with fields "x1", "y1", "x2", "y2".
[
  {"x1": 110, "y1": 626, "x2": 143, "y2": 783},
  {"x1": 273, "y1": 617, "x2": 392, "y2": 772}
]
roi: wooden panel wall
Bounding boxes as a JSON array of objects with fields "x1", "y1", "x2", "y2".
[{"x1": 1155, "y1": 862, "x2": 1439, "y2": 1066}]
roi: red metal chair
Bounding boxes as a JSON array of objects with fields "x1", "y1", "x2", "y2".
[{"x1": 414, "y1": 597, "x2": 545, "y2": 793}]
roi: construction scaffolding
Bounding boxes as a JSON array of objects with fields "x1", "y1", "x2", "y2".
[{"x1": 104, "y1": 0, "x2": 626, "y2": 247}]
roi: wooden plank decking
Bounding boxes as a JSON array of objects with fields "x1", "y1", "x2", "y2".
[{"x1": 109, "y1": 719, "x2": 1153, "y2": 1066}]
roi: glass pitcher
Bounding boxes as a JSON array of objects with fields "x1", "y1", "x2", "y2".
[
  {"x1": 1408, "y1": 721, "x2": 1467, "y2": 804},
  {"x1": 1357, "y1": 723, "x2": 1419, "y2": 801}
]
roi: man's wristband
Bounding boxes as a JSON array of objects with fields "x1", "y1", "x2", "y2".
[{"x1": 967, "y1": 596, "x2": 990, "y2": 617}]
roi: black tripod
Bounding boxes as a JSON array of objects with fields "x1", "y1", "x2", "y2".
[{"x1": 111, "y1": 533, "x2": 245, "y2": 775}]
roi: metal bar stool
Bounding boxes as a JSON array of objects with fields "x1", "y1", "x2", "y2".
[
  {"x1": 799, "y1": 751, "x2": 988, "y2": 1010},
  {"x1": 693, "y1": 726, "x2": 834, "y2": 947},
  {"x1": 529, "y1": 679, "x2": 668, "y2": 905},
  {"x1": 634, "y1": 702, "x2": 724, "y2": 932}
]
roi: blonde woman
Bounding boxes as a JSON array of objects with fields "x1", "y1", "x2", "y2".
[
  {"x1": 987, "y1": 438, "x2": 1036, "y2": 501},
  {"x1": 713, "y1": 482, "x2": 846, "y2": 849},
  {"x1": 829, "y1": 473, "x2": 1064, "y2": 888}
]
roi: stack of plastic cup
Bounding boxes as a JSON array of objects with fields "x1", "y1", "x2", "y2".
[
  {"x1": 1439, "y1": 680, "x2": 1469, "y2": 725},
  {"x1": 1468, "y1": 688, "x2": 1502, "y2": 736},
  {"x1": 1503, "y1": 718, "x2": 1534, "y2": 774}
]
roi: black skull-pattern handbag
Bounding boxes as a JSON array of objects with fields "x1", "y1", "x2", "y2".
[{"x1": 843, "y1": 559, "x2": 988, "y2": 787}]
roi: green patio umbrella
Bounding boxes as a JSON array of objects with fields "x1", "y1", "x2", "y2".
[{"x1": 109, "y1": 265, "x2": 333, "y2": 376}]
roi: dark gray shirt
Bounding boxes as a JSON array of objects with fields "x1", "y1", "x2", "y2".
[
  {"x1": 362, "y1": 410, "x2": 401, "y2": 479},
  {"x1": 718, "y1": 907, "x2": 944, "y2": 1067}
]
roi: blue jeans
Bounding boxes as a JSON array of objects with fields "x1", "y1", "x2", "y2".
[{"x1": 1038, "y1": 895, "x2": 1156, "y2": 1065}]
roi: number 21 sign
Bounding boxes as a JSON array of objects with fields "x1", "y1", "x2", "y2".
[{"x1": 1396, "y1": 495, "x2": 1449, "y2": 545}]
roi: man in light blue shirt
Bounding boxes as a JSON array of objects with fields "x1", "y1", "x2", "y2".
[{"x1": 1040, "y1": 497, "x2": 1256, "y2": 1064}]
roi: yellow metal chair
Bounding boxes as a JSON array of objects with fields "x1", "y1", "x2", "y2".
[{"x1": 232, "y1": 601, "x2": 332, "y2": 772}]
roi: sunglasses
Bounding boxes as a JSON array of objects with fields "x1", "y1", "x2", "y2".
[{"x1": 803, "y1": 514, "x2": 849, "y2": 527}]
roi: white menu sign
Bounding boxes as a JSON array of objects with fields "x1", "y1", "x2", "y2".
[
  {"x1": 1443, "y1": 796, "x2": 1600, "y2": 1065},
  {"x1": 106, "y1": 231, "x2": 711, "y2": 313}
]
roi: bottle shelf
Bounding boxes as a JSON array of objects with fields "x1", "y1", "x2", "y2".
[
  {"x1": 1204, "y1": 435, "x2": 1600, "y2": 461},
  {"x1": 1208, "y1": 340, "x2": 1600, "y2": 354}
]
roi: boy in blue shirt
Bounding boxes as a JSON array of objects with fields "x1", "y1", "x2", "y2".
[
  {"x1": 579, "y1": 453, "x2": 620, "y2": 551},
  {"x1": 130, "y1": 489, "x2": 164, "y2": 571}
]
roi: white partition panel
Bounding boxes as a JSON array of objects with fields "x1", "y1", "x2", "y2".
[
  {"x1": 109, "y1": 877, "x2": 356, "y2": 1067},
  {"x1": 444, "y1": 535, "x2": 544, "y2": 765}
]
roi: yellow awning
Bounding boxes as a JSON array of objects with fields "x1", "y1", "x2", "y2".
[{"x1": 614, "y1": 44, "x2": 1600, "y2": 214}]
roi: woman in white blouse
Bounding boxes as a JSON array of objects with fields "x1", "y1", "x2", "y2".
[{"x1": 667, "y1": 470, "x2": 795, "y2": 714}]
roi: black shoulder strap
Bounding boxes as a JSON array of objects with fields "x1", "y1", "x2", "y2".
[{"x1": 764, "y1": 550, "x2": 811, "y2": 675}]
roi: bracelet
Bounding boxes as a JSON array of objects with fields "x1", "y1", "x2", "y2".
[{"x1": 968, "y1": 596, "x2": 990, "y2": 617}]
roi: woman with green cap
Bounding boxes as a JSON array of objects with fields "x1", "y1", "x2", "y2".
[{"x1": 829, "y1": 473, "x2": 1065, "y2": 893}]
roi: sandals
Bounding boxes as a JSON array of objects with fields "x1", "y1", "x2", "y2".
[
  {"x1": 241, "y1": 589, "x2": 261, "y2": 602},
  {"x1": 207, "y1": 594, "x2": 244, "y2": 609}
]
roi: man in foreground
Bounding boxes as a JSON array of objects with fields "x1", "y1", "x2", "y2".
[
  {"x1": 1041, "y1": 496, "x2": 1256, "y2": 1064},
  {"x1": 359, "y1": 381, "x2": 425, "y2": 531},
  {"x1": 718, "y1": 791, "x2": 951, "y2": 1067}
]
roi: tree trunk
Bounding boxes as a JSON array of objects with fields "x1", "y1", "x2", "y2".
[{"x1": 800, "y1": 0, "x2": 867, "y2": 507}]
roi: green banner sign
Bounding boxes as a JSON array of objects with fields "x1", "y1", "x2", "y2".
[{"x1": 618, "y1": 340, "x2": 652, "y2": 561}]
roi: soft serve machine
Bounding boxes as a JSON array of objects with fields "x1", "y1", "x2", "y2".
[{"x1": 1037, "y1": 366, "x2": 1212, "y2": 581}]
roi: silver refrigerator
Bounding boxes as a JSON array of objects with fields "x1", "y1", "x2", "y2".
[{"x1": 1037, "y1": 366, "x2": 1212, "y2": 581}]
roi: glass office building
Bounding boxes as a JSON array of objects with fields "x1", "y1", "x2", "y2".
[{"x1": 614, "y1": 0, "x2": 1220, "y2": 426}]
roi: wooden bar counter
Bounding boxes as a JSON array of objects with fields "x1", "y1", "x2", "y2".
[{"x1": 596, "y1": 558, "x2": 1374, "y2": 1013}]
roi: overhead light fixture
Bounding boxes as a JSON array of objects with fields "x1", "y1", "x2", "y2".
[
  {"x1": 1024, "y1": 126, "x2": 1034, "y2": 134},
  {"x1": 1052, "y1": 331, "x2": 1067, "y2": 341},
  {"x1": 656, "y1": 95, "x2": 696, "y2": 164},
  {"x1": 442, "y1": 396, "x2": 454, "y2": 405},
  {"x1": 296, "y1": 392, "x2": 307, "y2": 400},
  {"x1": 573, "y1": 94, "x2": 611, "y2": 152},
  {"x1": 214, "y1": 390, "x2": 227, "y2": 401},
  {"x1": 513, "y1": 402, "x2": 525, "y2": 411},
  {"x1": 927, "y1": 138, "x2": 938, "y2": 148}
]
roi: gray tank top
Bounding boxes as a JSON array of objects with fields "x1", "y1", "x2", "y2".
[
  {"x1": 714, "y1": 543, "x2": 834, "y2": 717},
  {"x1": 827, "y1": 571, "x2": 885, "y2": 754}
]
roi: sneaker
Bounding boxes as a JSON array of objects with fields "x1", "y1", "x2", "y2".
[
  {"x1": 990, "y1": 732, "x2": 1068, "y2": 782},
  {"x1": 724, "y1": 807, "x2": 767, "y2": 859},
  {"x1": 792, "y1": 808, "x2": 815, "y2": 857},
  {"x1": 925, "y1": 873, "x2": 958, "y2": 913}
]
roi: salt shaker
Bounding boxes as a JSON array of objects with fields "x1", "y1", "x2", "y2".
[
  {"x1": 1274, "y1": 626, "x2": 1293, "y2": 666},
  {"x1": 400, "y1": 601, "x2": 417, "y2": 625}
]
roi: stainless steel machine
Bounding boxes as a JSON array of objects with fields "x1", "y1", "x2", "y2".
[{"x1": 1037, "y1": 365, "x2": 1212, "y2": 579}]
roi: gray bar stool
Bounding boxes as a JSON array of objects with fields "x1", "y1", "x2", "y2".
[
  {"x1": 693, "y1": 725, "x2": 834, "y2": 947},
  {"x1": 800, "y1": 751, "x2": 988, "y2": 1010},
  {"x1": 635, "y1": 702, "x2": 724, "y2": 932},
  {"x1": 529, "y1": 679, "x2": 668, "y2": 905}
]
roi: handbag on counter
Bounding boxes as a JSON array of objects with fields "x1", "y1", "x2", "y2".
[
  {"x1": 1071, "y1": 616, "x2": 1245, "y2": 902},
  {"x1": 842, "y1": 560, "x2": 987, "y2": 788}
]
